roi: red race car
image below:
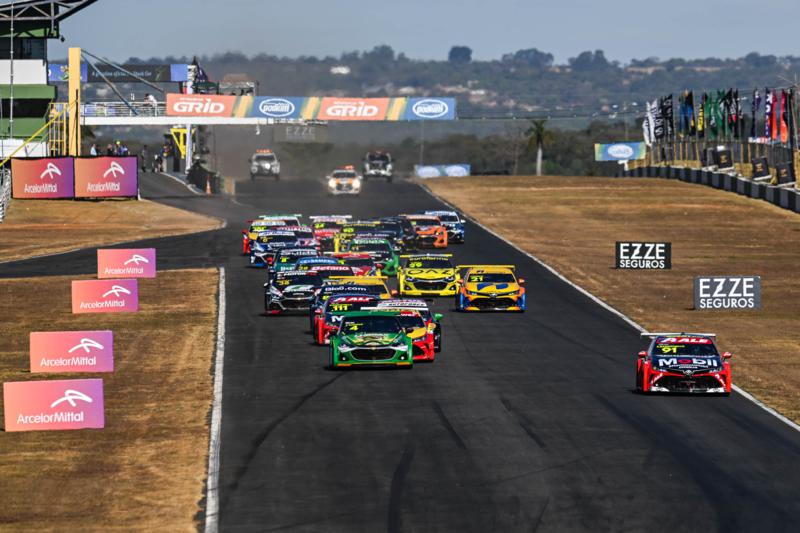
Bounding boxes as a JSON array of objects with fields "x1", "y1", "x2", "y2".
[
  {"x1": 330, "y1": 252, "x2": 378, "y2": 276},
  {"x1": 368, "y1": 299, "x2": 443, "y2": 361},
  {"x1": 310, "y1": 216, "x2": 350, "y2": 252},
  {"x1": 636, "y1": 333, "x2": 732, "y2": 394},
  {"x1": 314, "y1": 294, "x2": 381, "y2": 345}
]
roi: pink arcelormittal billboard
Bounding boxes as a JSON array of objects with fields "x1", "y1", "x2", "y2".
[
  {"x1": 30, "y1": 331, "x2": 114, "y2": 373},
  {"x1": 74, "y1": 156, "x2": 138, "y2": 198},
  {"x1": 3, "y1": 379, "x2": 105, "y2": 431},
  {"x1": 10, "y1": 157, "x2": 75, "y2": 199},
  {"x1": 97, "y1": 248, "x2": 156, "y2": 279},
  {"x1": 71, "y1": 279, "x2": 139, "y2": 313}
]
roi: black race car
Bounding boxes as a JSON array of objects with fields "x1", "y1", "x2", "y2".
[{"x1": 264, "y1": 270, "x2": 323, "y2": 314}]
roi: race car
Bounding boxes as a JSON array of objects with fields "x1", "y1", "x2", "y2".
[
  {"x1": 455, "y1": 265, "x2": 526, "y2": 312},
  {"x1": 329, "y1": 311, "x2": 414, "y2": 369},
  {"x1": 370, "y1": 220, "x2": 414, "y2": 252},
  {"x1": 241, "y1": 218, "x2": 286, "y2": 254},
  {"x1": 369, "y1": 299, "x2": 443, "y2": 360},
  {"x1": 306, "y1": 264, "x2": 356, "y2": 282},
  {"x1": 264, "y1": 270, "x2": 323, "y2": 314},
  {"x1": 249, "y1": 149, "x2": 281, "y2": 179},
  {"x1": 270, "y1": 248, "x2": 319, "y2": 274},
  {"x1": 294, "y1": 256, "x2": 340, "y2": 272},
  {"x1": 333, "y1": 221, "x2": 380, "y2": 251},
  {"x1": 425, "y1": 210, "x2": 465, "y2": 244},
  {"x1": 327, "y1": 166, "x2": 362, "y2": 195},
  {"x1": 341, "y1": 237, "x2": 399, "y2": 276},
  {"x1": 636, "y1": 333, "x2": 732, "y2": 394},
  {"x1": 403, "y1": 214, "x2": 448, "y2": 248},
  {"x1": 309, "y1": 284, "x2": 374, "y2": 331},
  {"x1": 362, "y1": 150, "x2": 393, "y2": 181},
  {"x1": 326, "y1": 275, "x2": 395, "y2": 300},
  {"x1": 310, "y1": 216, "x2": 350, "y2": 251},
  {"x1": 277, "y1": 226, "x2": 318, "y2": 249},
  {"x1": 398, "y1": 254, "x2": 458, "y2": 296},
  {"x1": 380, "y1": 216, "x2": 419, "y2": 252},
  {"x1": 331, "y1": 253, "x2": 379, "y2": 276},
  {"x1": 249, "y1": 231, "x2": 300, "y2": 268},
  {"x1": 313, "y1": 294, "x2": 382, "y2": 345}
]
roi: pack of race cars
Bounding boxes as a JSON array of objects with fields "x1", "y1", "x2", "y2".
[{"x1": 240, "y1": 213, "x2": 734, "y2": 393}]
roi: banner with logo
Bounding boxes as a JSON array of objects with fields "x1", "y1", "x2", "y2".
[
  {"x1": 11, "y1": 157, "x2": 75, "y2": 199},
  {"x1": 615, "y1": 242, "x2": 671, "y2": 269},
  {"x1": 414, "y1": 164, "x2": 471, "y2": 178},
  {"x1": 251, "y1": 97, "x2": 305, "y2": 119},
  {"x1": 72, "y1": 279, "x2": 139, "y2": 313},
  {"x1": 404, "y1": 98, "x2": 457, "y2": 120},
  {"x1": 316, "y1": 97, "x2": 398, "y2": 121},
  {"x1": 30, "y1": 331, "x2": 114, "y2": 373},
  {"x1": 49, "y1": 63, "x2": 187, "y2": 83},
  {"x1": 97, "y1": 248, "x2": 156, "y2": 279},
  {"x1": 166, "y1": 93, "x2": 239, "y2": 117},
  {"x1": 3, "y1": 378, "x2": 105, "y2": 431},
  {"x1": 74, "y1": 157, "x2": 138, "y2": 198},
  {"x1": 594, "y1": 142, "x2": 647, "y2": 161},
  {"x1": 694, "y1": 276, "x2": 761, "y2": 310}
]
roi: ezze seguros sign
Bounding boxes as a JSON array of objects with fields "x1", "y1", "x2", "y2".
[
  {"x1": 694, "y1": 276, "x2": 761, "y2": 310},
  {"x1": 615, "y1": 242, "x2": 672, "y2": 269}
]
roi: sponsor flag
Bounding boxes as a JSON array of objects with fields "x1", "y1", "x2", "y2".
[
  {"x1": 765, "y1": 89, "x2": 774, "y2": 138},
  {"x1": 652, "y1": 98, "x2": 665, "y2": 140},
  {"x1": 707, "y1": 92, "x2": 718, "y2": 140},
  {"x1": 751, "y1": 88, "x2": 760, "y2": 138},
  {"x1": 697, "y1": 93, "x2": 706, "y2": 138},
  {"x1": 780, "y1": 90, "x2": 789, "y2": 144},
  {"x1": 642, "y1": 101, "x2": 654, "y2": 146},
  {"x1": 732, "y1": 89, "x2": 741, "y2": 139},
  {"x1": 686, "y1": 91, "x2": 696, "y2": 135},
  {"x1": 661, "y1": 94, "x2": 674, "y2": 139},
  {"x1": 787, "y1": 90, "x2": 796, "y2": 148},
  {"x1": 718, "y1": 90, "x2": 731, "y2": 139}
]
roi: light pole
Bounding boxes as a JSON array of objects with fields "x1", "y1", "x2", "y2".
[{"x1": 9, "y1": 1, "x2": 14, "y2": 141}]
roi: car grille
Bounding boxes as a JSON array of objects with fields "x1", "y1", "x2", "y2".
[
  {"x1": 412, "y1": 344, "x2": 426, "y2": 357},
  {"x1": 351, "y1": 348, "x2": 397, "y2": 361},
  {"x1": 654, "y1": 375, "x2": 722, "y2": 392},
  {"x1": 410, "y1": 280, "x2": 449, "y2": 291},
  {"x1": 418, "y1": 235, "x2": 438, "y2": 246},
  {"x1": 473, "y1": 297, "x2": 515, "y2": 310}
]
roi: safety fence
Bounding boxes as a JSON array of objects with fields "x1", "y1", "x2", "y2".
[{"x1": 0, "y1": 168, "x2": 11, "y2": 222}]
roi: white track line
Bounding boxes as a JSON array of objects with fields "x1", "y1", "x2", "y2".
[
  {"x1": 205, "y1": 266, "x2": 226, "y2": 533},
  {"x1": 419, "y1": 182, "x2": 800, "y2": 434}
]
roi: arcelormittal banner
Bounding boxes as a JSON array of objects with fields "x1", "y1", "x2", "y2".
[
  {"x1": 74, "y1": 157, "x2": 138, "y2": 198},
  {"x1": 3, "y1": 378, "x2": 105, "y2": 431},
  {"x1": 11, "y1": 157, "x2": 75, "y2": 199},
  {"x1": 30, "y1": 331, "x2": 114, "y2": 373},
  {"x1": 97, "y1": 248, "x2": 156, "y2": 279},
  {"x1": 72, "y1": 279, "x2": 139, "y2": 313}
]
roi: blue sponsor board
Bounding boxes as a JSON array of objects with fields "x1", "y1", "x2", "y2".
[
  {"x1": 405, "y1": 98, "x2": 457, "y2": 121},
  {"x1": 414, "y1": 164, "x2": 471, "y2": 178},
  {"x1": 48, "y1": 63, "x2": 88, "y2": 83},
  {"x1": 594, "y1": 142, "x2": 647, "y2": 161},
  {"x1": 251, "y1": 97, "x2": 305, "y2": 119}
]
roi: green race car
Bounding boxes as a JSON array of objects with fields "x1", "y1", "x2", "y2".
[
  {"x1": 329, "y1": 311, "x2": 414, "y2": 368},
  {"x1": 344, "y1": 238, "x2": 400, "y2": 276}
]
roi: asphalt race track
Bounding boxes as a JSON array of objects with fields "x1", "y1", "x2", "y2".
[{"x1": 3, "y1": 171, "x2": 800, "y2": 532}]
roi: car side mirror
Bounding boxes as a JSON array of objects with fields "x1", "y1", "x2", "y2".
[
  {"x1": 391, "y1": 289, "x2": 398, "y2": 296},
  {"x1": 518, "y1": 278, "x2": 526, "y2": 284},
  {"x1": 722, "y1": 351, "x2": 733, "y2": 359},
  {"x1": 434, "y1": 313, "x2": 443, "y2": 321},
  {"x1": 637, "y1": 350, "x2": 647, "y2": 358}
]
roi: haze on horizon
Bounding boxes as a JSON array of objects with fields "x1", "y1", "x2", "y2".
[{"x1": 47, "y1": 0, "x2": 800, "y2": 64}]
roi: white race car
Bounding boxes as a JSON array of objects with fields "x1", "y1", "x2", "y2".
[{"x1": 327, "y1": 166, "x2": 362, "y2": 195}]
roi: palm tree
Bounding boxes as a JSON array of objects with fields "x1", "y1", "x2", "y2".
[{"x1": 526, "y1": 119, "x2": 551, "y2": 176}]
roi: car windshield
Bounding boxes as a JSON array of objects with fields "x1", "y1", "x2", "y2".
[
  {"x1": 342, "y1": 257, "x2": 374, "y2": 267},
  {"x1": 434, "y1": 214, "x2": 460, "y2": 223},
  {"x1": 254, "y1": 154, "x2": 276, "y2": 162},
  {"x1": 293, "y1": 231, "x2": 314, "y2": 239},
  {"x1": 467, "y1": 272, "x2": 516, "y2": 283},
  {"x1": 350, "y1": 242, "x2": 389, "y2": 253},
  {"x1": 375, "y1": 223, "x2": 402, "y2": 235},
  {"x1": 299, "y1": 258, "x2": 337, "y2": 265},
  {"x1": 368, "y1": 153, "x2": 390, "y2": 162},
  {"x1": 340, "y1": 316, "x2": 402, "y2": 334},
  {"x1": 395, "y1": 314, "x2": 425, "y2": 328},
  {"x1": 333, "y1": 171, "x2": 357, "y2": 179},
  {"x1": 273, "y1": 275, "x2": 319, "y2": 287},
  {"x1": 258, "y1": 235, "x2": 296, "y2": 244},
  {"x1": 314, "y1": 268, "x2": 353, "y2": 279},
  {"x1": 409, "y1": 218, "x2": 439, "y2": 225},
  {"x1": 652, "y1": 342, "x2": 719, "y2": 356},
  {"x1": 405, "y1": 257, "x2": 452, "y2": 268},
  {"x1": 343, "y1": 283, "x2": 386, "y2": 296}
]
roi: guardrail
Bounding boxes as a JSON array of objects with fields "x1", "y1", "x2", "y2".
[
  {"x1": 0, "y1": 168, "x2": 11, "y2": 222},
  {"x1": 79, "y1": 101, "x2": 166, "y2": 117}
]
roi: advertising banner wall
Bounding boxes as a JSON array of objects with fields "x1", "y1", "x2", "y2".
[
  {"x1": 404, "y1": 98, "x2": 457, "y2": 120},
  {"x1": 251, "y1": 97, "x2": 305, "y2": 119},
  {"x1": 615, "y1": 242, "x2": 672, "y2": 269},
  {"x1": 11, "y1": 157, "x2": 75, "y2": 199},
  {"x1": 166, "y1": 93, "x2": 238, "y2": 117},
  {"x1": 594, "y1": 142, "x2": 647, "y2": 161},
  {"x1": 49, "y1": 63, "x2": 187, "y2": 83},
  {"x1": 74, "y1": 157, "x2": 138, "y2": 198},
  {"x1": 30, "y1": 331, "x2": 114, "y2": 373},
  {"x1": 3, "y1": 378, "x2": 105, "y2": 431},
  {"x1": 316, "y1": 97, "x2": 394, "y2": 121},
  {"x1": 72, "y1": 279, "x2": 139, "y2": 314},
  {"x1": 414, "y1": 164, "x2": 471, "y2": 178},
  {"x1": 97, "y1": 248, "x2": 156, "y2": 279},
  {"x1": 694, "y1": 276, "x2": 761, "y2": 310}
]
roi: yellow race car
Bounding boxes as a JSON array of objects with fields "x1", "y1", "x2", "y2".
[
  {"x1": 326, "y1": 275, "x2": 396, "y2": 300},
  {"x1": 454, "y1": 265, "x2": 526, "y2": 312},
  {"x1": 398, "y1": 254, "x2": 458, "y2": 296}
]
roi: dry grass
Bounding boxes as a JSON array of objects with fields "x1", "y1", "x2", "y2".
[
  {"x1": 0, "y1": 269, "x2": 218, "y2": 531},
  {"x1": 426, "y1": 175, "x2": 800, "y2": 421},
  {"x1": 0, "y1": 199, "x2": 222, "y2": 263}
]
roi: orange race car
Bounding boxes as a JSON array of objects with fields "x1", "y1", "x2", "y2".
[{"x1": 402, "y1": 214, "x2": 448, "y2": 248}]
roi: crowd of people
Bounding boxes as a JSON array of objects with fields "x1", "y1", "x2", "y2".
[{"x1": 86, "y1": 140, "x2": 175, "y2": 173}]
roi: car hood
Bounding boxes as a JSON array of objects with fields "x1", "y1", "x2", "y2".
[
  {"x1": 341, "y1": 333, "x2": 402, "y2": 346},
  {"x1": 404, "y1": 268, "x2": 455, "y2": 279},
  {"x1": 465, "y1": 281, "x2": 520, "y2": 294},
  {"x1": 651, "y1": 355, "x2": 723, "y2": 374}
]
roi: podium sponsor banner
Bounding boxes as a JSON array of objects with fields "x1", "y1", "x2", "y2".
[
  {"x1": 30, "y1": 331, "x2": 114, "y2": 373},
  {"x1": 166, "y1": 93, "x2": 237, "y2": 117},
  {"x1": 74, "y1": 157, "x2": 138, "y2": 198},
  {"x1": 594, "y1": 142, "x2": 647, "y2": 161},
  {"x1": 3, "y1": 379, "x2": 105, "y2": 431},
  {"x1": 97, "y1": 248, "x2": 156, "y2": 278},
  {"x1": 404, "y1": 98, "x2": 457, "y2": 120},
  {"x1": 414, "y1": 164, "x2": 471, "y2": 178},
  {"x1": 72, "y1": 279, "x2": 139, "y2": 313},
  {"x1": 11, "y1": 157, "x2": 75, "y2": 199}
]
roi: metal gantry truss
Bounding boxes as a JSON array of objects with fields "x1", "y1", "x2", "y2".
[{"x1": 0, "y1": 0, "x2": 98, "y2": 23}]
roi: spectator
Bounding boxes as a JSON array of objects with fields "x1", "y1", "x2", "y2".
[
  {"x1": 89, "y1": 143, "x2": 98, "y2": 156},
  {"x1": 106, "y1": 143, "x2": 114, "y2": 156},
  {"x1": 120, "y1": 143, "x2": 129, "y2": 156},
  {"x1": 146, "y1": 93, "x2": 158, "y2": 116}
]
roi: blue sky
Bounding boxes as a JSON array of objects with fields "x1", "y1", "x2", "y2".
[{"x1": 48, "y1": 0, "x2": 800, "y2": 63}]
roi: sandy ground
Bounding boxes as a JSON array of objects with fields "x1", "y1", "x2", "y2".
[
  {"x1": 426, "y1": 175, "x2": 800, "y2": 421},
  {"x1": 0, "y1": 269, "x2": 218, "y2": 531},
  {"x1": 0, "y1": 198, "x2": 222, "y2": 263}
]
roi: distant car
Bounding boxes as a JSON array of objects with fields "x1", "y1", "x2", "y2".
[
  {"x1": 381, "y1": 216, "x2": 419, "y2": 251},
  {"x1": 455, "y1": 265, "x2": 526, "y2": 311},
  {"x1": 425, "y1": 210, "x2": 465, "y2": 244},
  {"x1": 362, "y1": 150, "x2": 393, "y2": 181},
  {"x1": 327, "y1": 166, "x2": 362, "y2": 195},
  {"x1": 294, "y1": 256, "x2": 340, "y2": 272},
  {"x1": 241, "y1": 218, "x2": 285, "y2": 254},
  {"x1": 398, "y1": 254, "x2": 458, "y2": 296},
  {"x1": 264, "y1": 270, "x2": 322, "y2": 314},
  {"x1": 343, "y1": 238, "x2": 399, "y2": 276},
  {"x1": 329, "y1": 312, "x2": 414, "y2": 369},
  {"x1": 270, "y1": 248, "x2": 319, "y2": 274},
  {"x1": 333, "y1": 221, "x2": 380, "y2": 251},
  {"x1": 249, "y1": 231, "x2": 300, "y2": 268},
  {"x1": 310, "y1": 216, "x2": 350, "y2": 252},
  {"x1": 313, "y1": 294, "x2": 382, "y2": 345},
  {"x1": 250, "y1": 149, "x2": 280, "y2": 179},
  {"x1": 306, "y1": 264, "x2": 357, "y2": 282},
  {"x1": 370, "y1": 299, "x2": 443, "y2": 360},
  {"x1": 403, "y1": 214, "x2": 448, "y2": 249},
  {"x1": 331, "y1": 253, "x2": 378, "y2": 276},
  {"x1": 309, "y1": 284, "x2": 374, "y2": 331},
  {"x1": 636, "y1": 333, "x2": 732, "y2": 394},
  {"x1": 277, "y1": 225, "x2": 319, "y2": 249}
]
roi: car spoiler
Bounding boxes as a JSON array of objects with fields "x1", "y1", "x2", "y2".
[
  {"x1": 328, "y1": 275, "x2": 389, "y2": 282},
  {"x1": 310, "y1": 215, "x2": 352, "y2": 220},
  {"x1": 399, "y1": 253, "x2": 453, "y2": 258},
  {"x1": 641, "y1": 332, "x2": 716, "y2": 338},
  {"x1": 456, "y1": 264, "x2": 516, "y2": 270}
]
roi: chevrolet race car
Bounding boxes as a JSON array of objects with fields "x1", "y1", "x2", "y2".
[
  {"x1": 310, "y1": 216, "x2": 350, "y2": 251},
  {"x1": 370, "y1": 299, "x2": 443, "y2": 360},
  {"x1": 327, "y1": 166, "x2": 362, "y2": 195},
  {"x1": 331, "y1": 253, "x2": 378, "y2": 276},
  {"x1": 403, "y1": 214, "x2": 448, "y2": 248},
  {"x1": 371, "y1": 220, "x2": 414, "y2": 252},
  {"x1": 327, "y1": 275, "x2": 395, "y2": 300},
  {"x1": 313, "y1": 294, "x2": 382, "y2": 345},
  {"x1": 270, "y1": 248, "x2": 319, "y2": 274},
  {"x1": 362, "y1": 150, "x2": 393, "y2": 181},
  {"x1": 309, "y1": 284, "x2": 373, "y2": 330},
  {"x1": 341, "y1": 238, "x2": 399, "y2": 276},
  {"x1": 398, "y1": 254, "x2": 458, "y2": 296},
  {"x1": 380, "y1": 216, "x2": 419, "y2": 251},
  {"x1": 334, "y1": 222, "x2": 380, "y2": 250},
  {"x1": 329, "y1": 311, "x2": 414, "y2": 369},
  {"x1": 455, "y1": 265, "x2": 526, "y2": 311},
  {"x1": 249, "y1": 231, "x2": 300, "y2": 267},
  {"x1": 425, "y1": 210, "x2": 465, "y2": 244},
  {"x1": 264, "y1": 270, "x2": 322, "y2": 314},
  {"x1": 277, "y1": 226, "x2": 318, "y2": 249},
  {"x1": 241, "y1": 218, "x2": 285, "y2": 254},
  {"x1": 294, "y1": 256, "x2": 340, "y2": 271},
  {"x1": 636, "y1": 333, "x2": 732, "y2": 394},
  {"x1": 306, "y1": 264, "x2": 356, "y2": 282},
  {"x1": 249, "y1": 149, "x2": 280, "y2": 179}
]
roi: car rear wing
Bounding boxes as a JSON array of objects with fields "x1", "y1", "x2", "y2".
[
  {"x1": 328, "y1": 275, "x2": 389, "y2": 282},
  {"x1": 310, "y1": 215, "x2": 352, "y2": 220},
  {"x1": 399, "y1": 253, "x2": 453, "y2": 258},
  {"x1": 641, "y1": 332, "x2": 716, "y2": 338},
  {"x1": 456, "y1": 264, "x2": 516, "y2": 271}
]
